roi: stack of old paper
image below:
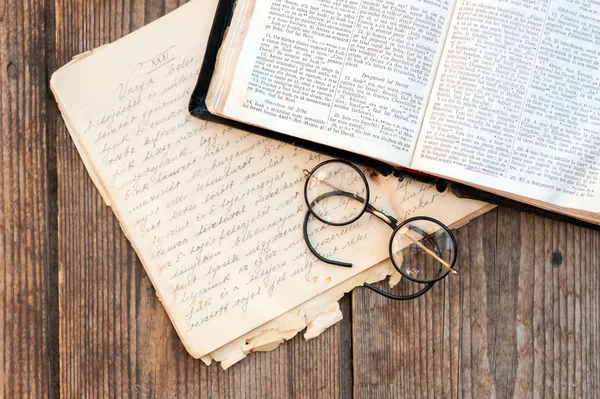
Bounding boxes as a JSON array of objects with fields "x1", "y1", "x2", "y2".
[{"x1": 50, "y1": 0, "x2": 493, "y2": 368}]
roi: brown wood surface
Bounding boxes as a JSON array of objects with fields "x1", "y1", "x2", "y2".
[
  {"x1": 1, "y1": 0, "x2": 599, "y2": 397},
  {"x1": 353, "y1": 209, "x2": 600, "y2": 398},
  {"x1": 0, "y1": 0, "x2": 54, "y2": 397}
]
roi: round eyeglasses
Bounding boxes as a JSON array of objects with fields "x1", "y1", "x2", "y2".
[{"x1": 302, "y1": 159, "x2": 458, "y2": 300}]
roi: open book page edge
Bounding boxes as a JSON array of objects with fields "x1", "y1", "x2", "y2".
[
  {"x1": 206, "y1": 0, "x2": 257, "y2": 114},
  {"x1": 423, "y1": 170, "x2": 600, "y2": 224},
  {"x1": 449, "y1": 204, "x2": 496, "y2": 230}
]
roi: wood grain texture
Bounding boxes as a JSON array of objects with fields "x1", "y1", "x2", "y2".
[
  {"x1": 353, "y1": 207, "x2": 600, "y2": 398},
  {"x1": 0, "y1": 0, "x2": 52, "y2": 397},
  {"x1": 1, "y1": 0, "x2": 598, "y2": 397},
  {"x1": 53, "y1": 0, "x2": 346, "y2": 397}
]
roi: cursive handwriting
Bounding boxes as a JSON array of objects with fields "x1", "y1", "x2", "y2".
[{"x1": 75, "y1": 43, "x2": 392, "y2": 339}]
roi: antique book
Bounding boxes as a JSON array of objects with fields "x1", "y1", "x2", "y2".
[
  {"x1": 51, "y1": 0, "x2": 491, "y2": 368},
  {"x1": 205, "y1": 0, "x2": 600, "y2": 225}
]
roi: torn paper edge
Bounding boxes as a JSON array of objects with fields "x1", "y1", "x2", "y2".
[{"x1": 201, "y1": 258, "x2": 397, "y2": 369}]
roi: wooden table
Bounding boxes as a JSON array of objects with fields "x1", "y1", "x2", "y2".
[{"x1": 1, "y1": 0, "x2": 599, "y2": 397}]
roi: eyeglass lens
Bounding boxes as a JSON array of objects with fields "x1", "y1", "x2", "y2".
[
  {"x1": 305, "y1": 161, "x2": 368, "y2": 225},
  {"x1": 390, "y1": 218, "x2": 456, "y2": 284}
]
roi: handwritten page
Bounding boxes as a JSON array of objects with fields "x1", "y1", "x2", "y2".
[{"x1": 51, "y1": 0, "x2": 395, "y2": 358}]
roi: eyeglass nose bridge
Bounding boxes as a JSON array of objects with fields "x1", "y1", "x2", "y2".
[{"x1": 366, "y1": 206, "x2": 398, "y2": 229}]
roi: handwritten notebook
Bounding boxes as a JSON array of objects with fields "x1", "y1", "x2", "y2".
[{"x1": 51, "y1": 0, "x2": 492, "y2": 368}]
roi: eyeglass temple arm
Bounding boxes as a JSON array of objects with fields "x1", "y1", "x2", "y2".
[
  {"x1": 302, "y1": 210, "x2": 353, "y2": 267},
  {"x1": 363, "y1": 281, "x2": 434, "y2": 300},
  {"x1": 304, "y1": 190, "x2": 399, "y2": 267}
]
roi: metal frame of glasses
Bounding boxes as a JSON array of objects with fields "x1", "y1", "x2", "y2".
[{"x1": 302, "y1": 159, "x2": 459, "y2": 300}]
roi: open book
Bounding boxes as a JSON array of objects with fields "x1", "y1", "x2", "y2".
[
  {"x1": 206, "y1": 0, "x2": 600, "y2": 225},
  {"x1": 51, "y1": 0, "x2": 491, "y2": 368}
]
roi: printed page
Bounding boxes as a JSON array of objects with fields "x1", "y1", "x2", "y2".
[
  {"x1": 412, "y1": 0, "x2": 600, "y2": 213},
  {"x1": 218, "y1": 0, "x2": 457, "y2": 166},
  {"x1": 51, "y1": 0, "x2": 395, "y2": 358}
]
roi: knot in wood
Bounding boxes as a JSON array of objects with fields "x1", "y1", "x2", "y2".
[
  {"x1": 7, "y1": 62, "x2": 17, "y2": 78},
  {"x1": 551, "y1": 251, "x2": 563, "y2": 267}
]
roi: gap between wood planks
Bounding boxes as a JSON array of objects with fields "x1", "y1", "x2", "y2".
[{"x1": 43, "y1": 0, "x2": 60, "y2": 396}]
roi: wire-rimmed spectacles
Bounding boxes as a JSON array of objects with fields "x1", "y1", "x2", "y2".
[{"x1": 302, "y1": 159, "x2": 458, "y2": 300}]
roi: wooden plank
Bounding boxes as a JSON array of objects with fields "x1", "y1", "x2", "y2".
[
  {"x1": 0, "y1": 0, "x2": 53, "y2": 397},
  {"x1": 352, "y1": 207, "x2": 600, "y2": 398},
  {"x1": 52, "y1": 0, "x2": 345, "y2": 397}
]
